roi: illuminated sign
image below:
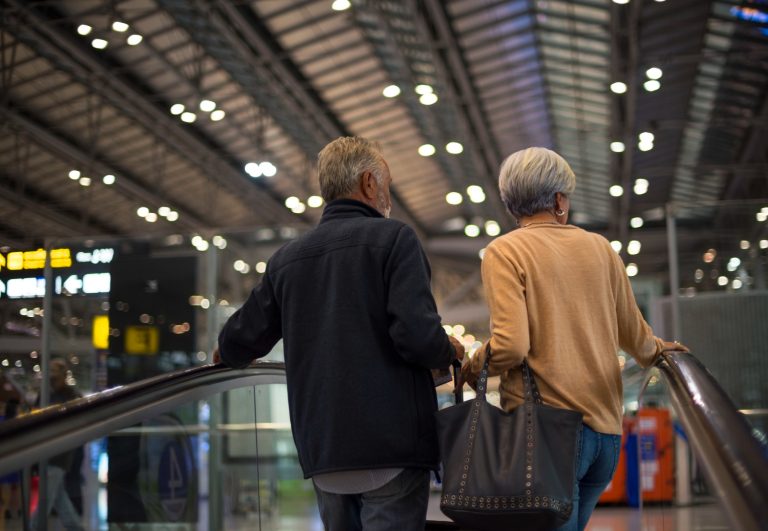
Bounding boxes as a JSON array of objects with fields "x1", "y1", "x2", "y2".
[
  {"x1": 92, "y1": 315, "x2": 110, "y2": 350},
  {"x1": 76, "y1": 248, "x2": 114, "y2": 265},
  {"x1": 125, "y1": 326, "x2": 159, "y2": 354},
  {"x1": 2, "y1": 273, "x2": 111, "y2": 299},
  {"x1": 0, "y1": 248, "x2": 72, "y2": 271}
]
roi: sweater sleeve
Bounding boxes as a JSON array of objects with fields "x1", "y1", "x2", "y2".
[
  {"x1": 385, "y1": 224, "x2": 455, "y2": 369},
  {"x1": 218, "y1": 270, "x2": 282, "y2": 369},
  {"x1": 611, "y1": 247, "x2": 663, "y2": 368},
  {"x1": 463, "y1": 242, "x2": 529, "y2": 384}
]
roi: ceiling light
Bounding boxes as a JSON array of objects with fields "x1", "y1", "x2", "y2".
[
  {"x1": 166, "y1": 210, "x2": 179, "y2": 222},
  {"x1": 126, "y1": 34, "x2": 143, "y2": 46},
  {"x1": 694, "y1": 269, "x2": 704, "y2": 281},
  {"x1": 627, "y1": 240, "x2": 641, "y2": 255},
  {"x1": 77, "y1": 24, "x2": 92, "y2": 36},
  {"x1": 626, "y1": 263, "x2": 638, "y2": 277},
  {"x1": 255, "y1": 261, "x2": 267, "y2": 274},
  {"x1": 145, "y1": 212, "x2": 158, "y2": 223},
  {"x1": 464, "y1": 224, "x2": 480, "y2": 238},
  {"x1": 727, "y1": 257, "x2": 741, "y2": 272},
  {"x1": 233, "y1": 259, "x2": 245, "y2": 272},
  {"x1": 446, "y1": 142, "x2": 464, "y2": 154},
  {"x1": 415, "y1": 84, "x2": 434, "y2": 95},
  {"x1": 112, "y1": 21, "x2": 129, "y2": 32},
  {"x1": 285, "y1": 196, "x2": 300, "y2": 209},
  {"x1": 418, "y1": 144, "x2": 436, "y2": 157},
  {"x1": 610, "y1": 82, "x2": 627, "y2": 94},
  {"x1": 478, "y1": 248, "x2": 486, "y2": 260},
  {"x1": 644, "y1": 79, "x2": 661, "y2": 92},
  {"x1": 331, "y1": 0, "x2": 351, "y2": 10},
  {"x1": 308, "y1": 195, "x2": 324, "y2": 208},
  {"x1": 180, "y1": 112, "x2": 197, "y2": 123},
  {"x1": 245, "y1": 162, "x2": 262, "y2": 178},
  {"x1": 137, "y1": 207, "x2": 149, "y2": 217},
  {"x1": 612, "y1": 0, "x2": 630, "y2": 4},
  {"x1": 292, "y1": 202, "x2": 307, "y2": 214},
  {"x1": 158, "y1": 206, "x2": 171, "y2": 217},
  {"x1": 646, "y1": 67, "x2": 663, "y2": 80},
  {"x1": 91, "y1": 38, "x2": 108, "y2": 49},
  {"x1": 732, "y1": 279, "x2": 743, "y2": 289},
  {"x1": 759, "y1": 239, "x2": 768, "y2": 249},
  {"x1": 170, "y1": 103, "x2": 185, "y2": 115},
  {"x1": 102, "y1": 174, "x2": 116, "y2": 185},
  {"x1": 419, "y1": 93, "x2": 438, "y2": 105},
  {"x1": 196, "y1": 240, "x2": 209, "y2": 251},
  {"x1": 213, "y1": 235, "x2": 227, "y2": 249},
  {"x1": 610, "y1": 141, "x2": 625, "y2": 153},
  {"x1": 210, "y1": 109, "x2": 225, "y2": 121},
  {"x1": 467, "y1": 185, "x2": 486, "y2": 203},
  {"x1": 630, "y1": 217, "x2": 644, "y2": 228},
  {"x1": 638, "y1": 141, "x2": 654, "y2": 152},
  {"x1": 260, "y1": 161, "x2": 277, "y2": 177},
  {"x1": 634, "y1": 178, "x2": 649, "y2": 195},
  {"x1": 382, "y1": 85, "x2": 401, "y2": 98},
  {"x1": 609, "y1": 185, "x2": 624, "y2": 197},
  {"x1": 638, "y1": 132, "x2": 655, "y2": 143},
  {"x1": 79, "y1": 176, "x2": 91, "y2": 186},
  {"x1": 68, "y1": 170, "x2": 81, "y2": 180},
  {"x1": 717, "y1": 275, "x2": 728, "y2": 286},
  {"x1": 757, "y1": 212, "x2": 767, "y2": 222},
  {"x1": 445, "y1": 192, "x2": 463, "y2": 205},
  {"x1": 199, "y1": 99, "x2": 216, "y2": 112},
  {"x1": 485, "y1": 220, "x2": 501, "y2": 236},
  {"x1": 610, "y1": 240, "x2": 622, "y2": 253},
  {"x1": 740, "y1": 240, "x2": 750, "y2": 250}
]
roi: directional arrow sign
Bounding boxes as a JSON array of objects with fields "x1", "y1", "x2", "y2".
[{"x1": 63, "y1": 274, "x2": 82, "y2": 294}]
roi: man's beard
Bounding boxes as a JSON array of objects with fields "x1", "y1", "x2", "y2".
[{"x1": 376, "y1": 189, "x2": 391, "y2": 218}]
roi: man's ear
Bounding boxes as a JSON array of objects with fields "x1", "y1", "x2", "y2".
[{"x1": 360, "y1": 171, "x2": 377, "y2": 201}]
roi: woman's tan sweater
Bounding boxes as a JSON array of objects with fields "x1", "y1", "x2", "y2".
[{"x1": 462, "y1": 224, "x2": 664, "y2": 435}]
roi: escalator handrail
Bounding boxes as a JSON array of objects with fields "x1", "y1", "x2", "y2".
[
  {"x1": 0, "y1": 361, "x2": 286, "y2": 477},
  {"x1": 641, "y1": 351, "x2": 768, "y2": 531}
]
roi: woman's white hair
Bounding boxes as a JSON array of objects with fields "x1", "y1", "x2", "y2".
[
  {"x1": 317, "y1": 137, "x2": 386, "y2": 202},
  {"x1": 498, "y1": 147, "x2": 576, "y2": 219}
]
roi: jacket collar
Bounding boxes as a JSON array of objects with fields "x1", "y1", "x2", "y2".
[{"x1": 320, "y1": 199, "x2": 383, "y2": 224}]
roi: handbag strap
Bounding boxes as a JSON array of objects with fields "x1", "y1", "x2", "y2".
[{"x1": 479, "y1": 344, "x2": 543, "y2": 405}]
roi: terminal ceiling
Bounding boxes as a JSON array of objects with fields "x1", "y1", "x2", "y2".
[{"x1": 1, "y1": 0, "x2": 767, "y2": 318}]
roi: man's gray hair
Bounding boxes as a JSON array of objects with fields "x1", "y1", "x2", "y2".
[
  {"x1": 317, "y1": 137, "x2": 386, "y2": 202},
  {"x1": 498, "y1": 147, "x2": 576, "y2": 219}
]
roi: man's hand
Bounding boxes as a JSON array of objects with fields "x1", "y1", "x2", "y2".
[
  {"x1": 661, "y1": 340, "x2": 690, "y2": 353},
  {"x1": 449, "y1": 336, "x2": 465, "y2": 361}
]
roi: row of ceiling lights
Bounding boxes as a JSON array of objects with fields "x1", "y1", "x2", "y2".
[
  {"x1": 67, "y1": 169, "x2": 116, "y2": 187},
  {"x1": 245, "y1": 161, "x2": 277, "y2": 178},
  {"x1": 136, "y1": 206, "x2": 179, "y2": 223},
  {"x1": 418, "y1": 141, "x2": 463, "y2": 157},
  {"x1": 285, "y1": 195, "x2": 324, "y2": 214},
  {"x1": 383, "y1": 83, "x2": 439, "y2": 106},
  {"x1": 233, "y1": 260, "x2": 267, "y2": 275},
  {"x1": 609, "y1": 178, "x2": 649, "y2": 198},
  {"x1": 610, "y1": 131, "x2": 655, "y2": 154},
  {"x1": 170, "y1": 100, "x2": 226, "y2": 123},
  {"x1": 447, "y1": 185, "x2": 486, "y2": 205},
  {"x1": 76, "y1": 21, "x2": 142, "y2": 49},
  {"x1": 465, "y1": 220, "x2": 500, "y2": 238}
]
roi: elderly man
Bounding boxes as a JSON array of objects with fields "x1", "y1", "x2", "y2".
[{"x1": 218, "y1": 136, "x2": 463, "y2": 531}]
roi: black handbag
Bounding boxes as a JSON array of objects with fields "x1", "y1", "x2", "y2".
[{"x1": 436, "y1": 349, "x2": 583, "y2": 531}]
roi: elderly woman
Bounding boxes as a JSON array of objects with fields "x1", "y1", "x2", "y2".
[{"x1": 461, "y1": 147, "x2": 687, "y2": 531}]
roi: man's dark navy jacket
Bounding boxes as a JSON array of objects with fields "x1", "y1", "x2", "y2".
[{"x1": 219, "y1": 199, "x2": 455, "y2": 478}]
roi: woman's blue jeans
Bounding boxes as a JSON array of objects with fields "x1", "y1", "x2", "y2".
[{"x1": 559, "y1": 424, "x2": 621, "y2": 531}]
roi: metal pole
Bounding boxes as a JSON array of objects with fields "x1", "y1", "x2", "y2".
[
  {"x1": 206, "y1": 243, "x2": 221, "y2": 531},
  {"x1": 666, "y1": 204, "x2": 682, "y2": 341},
  {"x1": 37, "y1": 240, "x2": 55, "y2": 530}
]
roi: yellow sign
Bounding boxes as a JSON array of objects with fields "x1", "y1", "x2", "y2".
[
  {"x1": 92, "y1": 315, "x2": 109, "y2": 350},
  {"x1": 125, "y1": 326, "x2": 159, "y2": 355},
  {"x1": 2, "y1": 248, "x2": 72, "y2": 271}
]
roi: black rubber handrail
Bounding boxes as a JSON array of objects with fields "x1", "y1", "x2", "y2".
[
  {"x1": 640, "y1": 351, "x2": 768, "y2": 531},
  {"x1": 0, "y1": 361, "x2": 286, "y2": 477}
]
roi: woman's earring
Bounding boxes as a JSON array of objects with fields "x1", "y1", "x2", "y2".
[{"x1": 556, "y1": 209, "x2": 565, "y2": 216}]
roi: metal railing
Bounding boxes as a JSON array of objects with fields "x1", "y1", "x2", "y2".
[{"x1": 641, "y1": 351, "x2": 768, "y2": 531}]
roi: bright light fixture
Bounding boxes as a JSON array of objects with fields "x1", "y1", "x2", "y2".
[
  {"x1": 759, "y1": 239, "x2": 768, "y2": 249},
  {"x1": 234, "y1": 260, "x2": 245, "y2": 272},
  {"x1": 446, "y1": 142, "x2": 464, "y2": 154},
  {"x1": 255, "y1": 261, "x2": 267, "y2": 274},
  {"x1": 112, "y1": 21, "x2": 129, "y2": 32},
  {"x1": 609, "y1": 185, "x2": 624, "y2": 197},
  {"x1": 77, "y1": 24, "x2": 92, "y2": 36},
  {"x1": 210, "y1": 109, "x2": 225, "y2": 121},
  {"x1": 467, "y1": 185, "x2": 486, "y2": 203},
  {"x1": 245, "y1": 162, "x2": 262, "y2": 178},
  {"x1": 285, "y1": 196, "x2": 300, "y2": 209},
  {"x1": 627, "y1": 240, "x2": 641, "y2": 255},
  {"x1": 213, "y1": 235, "x2": 227, "y2": 249},
  {"x1": 180, "y1": 112, "x2": 197, "y2": 123},
  {"x1": 137, "y1": 207, "x2": 149, "y2": 217},
  {"x1": 382, "y1": 85, "x2": 401, "y2": 98},
  {"x1": 445, "y1": 192, "x2": 463, "y2": 205},
  {"x1": 102, "y1": 174, "x2": 116, "y2": 185},
  {"x1": 91, "y1": 38, "x2": 108, "y2": 49},
  {"x1": 260, "y1": 161, "x2": 277, "y2": 177},
  {"x1": 126, "y1": 34, "x2": 143, "y2": 46},
  {"x1": 464, "y1": 224, "x2": 480, "y2": 238},
  {"x1": 419, "y1": 93, "x2": 438, "y2": 105},
  {"x1": 79, "y1": 177, "x2": 91, "y2": 186},
  {"x1": 740, "y1": 240, "x2": 750, "y2": 250},
  {"x1": 170, "y1": 103, "x2": 185, "y2": 115},
  {"x1": 733, "y1": 279, "x2": 743, "y2": 289},
  {"x1": 610, "y1": 82, "x2": 627, "y2": 94},
  {"x1": 308, "y1": 195, "x2": 324, "y2": 208},
  {"x1": 166, "y1": 210, "x2": 179, "y2": 222},
  {"x1": 644, "y1": 79, "x2": 661, "y2": 92},
  {"x1": 757, "y1": 212, "x2": 767, "y2": 222},
  {"x1": 68, "y1": 170, "x2": 81, "y2": 180},
  {"x1": 626, "y1": 263, "x2": 638, "y2": 277},
  {"x1": 634, "y1": 178, "x2": 649, "y2": 195},
  {"x1": 292, "y1": 202, "x2": 307, "y2": 214},
  {"x1": 717, "y1": 275, "x2": 728, "y2": 286},
  {"x1": 630, "y1": 217, "x2": 644, "y2": 228},
  {"x1": 638, "y1": 141, "x2": 654, "y2": 152},
  {"x1": 612, "y1": 0, "x2": 630, "y2": 4},
  {"x1": 610, "y1": 141, "x2": 625, "y2": 153},
  {"x1": 199, "y1": 99, "x2": 216, "y2": 112},
  {"x1": 145, "y1": 212, "x2": 158, "y2": 222},
  {"x1": 646, "y1": 67, "x2": 663, "y2": 80},
  {"x1": 418, "y1": 144, "x2": 436, "y2": 157},
  {"x1": 638, "y1": 132, "x2": 655, "y2": 143},
  {"x1": 485, "y1": 220, "x2": 501, "y2": 236},
  {"x1": 610, "y1": 240, "x2": 622, "y2": 253},
  {"x1": 158, "y1": 206, "x2": 171, "y2": 217},
  {"x1": 331, "y1": 0, "x2": 351, "y2": 10},
  {"x1": 415, "y1": 84, "x2": 434, "y2": 95}
]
